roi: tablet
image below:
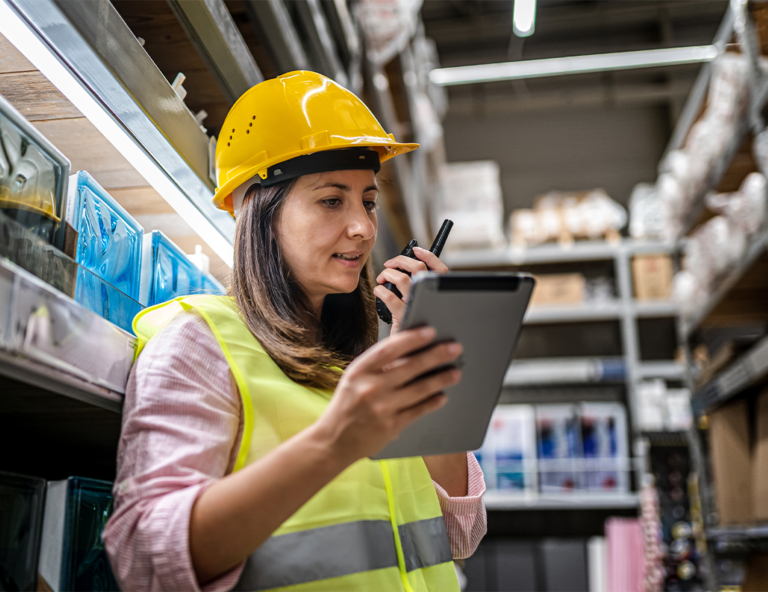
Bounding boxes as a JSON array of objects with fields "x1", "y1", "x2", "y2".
[{"x1": 372, "y1": 272, "x2": 535, "y2": 460}]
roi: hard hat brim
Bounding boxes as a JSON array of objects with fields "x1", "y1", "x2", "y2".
[{"x1": 213, "y1": 140, "x2": 419, "y2": 215}]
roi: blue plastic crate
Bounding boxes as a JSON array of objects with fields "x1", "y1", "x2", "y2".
[
  {"x1": 140, "y1": 231, "x2": 225, "y2": 306},
  {"x1": 66, "y1": 171, "x2": 143, "y2": 302},
  {"x1": 75, "y1": 265, "x2": 143, "y2": 334}
]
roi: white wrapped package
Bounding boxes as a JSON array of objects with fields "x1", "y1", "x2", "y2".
[
  {"x1": 706, "y1": 53, "x2": 750, "y2": 124},
  {"x1": 578, "y1": 190, "x2": 627, "y2": 239},
  {"x1": 657, "y1": 173, "x2": 685, "y2": 240},
  {"x1": 706, "y1": 173, "x2": 768, "y2": 236},
  {"x1": 672, "y1": 270, "x2": 705, "y2": 317},
  {"x1": 629, "y1": 183, "x2": 669, "y2": 240},
  {"x1": 438, "y1": 160, "x2": 505, "y2": 249}
]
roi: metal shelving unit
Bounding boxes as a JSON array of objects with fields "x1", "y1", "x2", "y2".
[
  {"x1": 666, "y1": 2, "x2": 768, "y2": 588},
  {"x1": 0, "y1": 258, "x2": 132, "y2": 412}
]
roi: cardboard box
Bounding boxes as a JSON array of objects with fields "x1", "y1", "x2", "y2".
[
  {"x1": 709, "y1": 399, "x2": 753, "y2": 525},
  {"x1": 742, "y1": 554, "x2": 768, "y2": 591},
  {"x1": 632, "y1": 254, "x2": 673, "y2": 300},
  {"x1": 752, "y1": 388, "x2": 768, "y2": 522},
  {"x1": 530, "y1": 273, "x2": 585, "y2": 306}
]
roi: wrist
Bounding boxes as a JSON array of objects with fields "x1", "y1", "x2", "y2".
[{"x1": 305, "y1": 419, "x2": 359, "y2": 473}]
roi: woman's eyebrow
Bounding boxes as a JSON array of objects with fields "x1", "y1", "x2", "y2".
[
  {"x1": 363, "y1": 185, "x2": 379, "y2": 193},
  {"x1": 313, "y1": 182, "x2": 351, "y2": 191}
]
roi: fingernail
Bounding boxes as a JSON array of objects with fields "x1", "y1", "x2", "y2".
[
  {"x1": 448, "y1": 342, "x2": 463, "y2": 355},
  {"x1": 420, "y1": 327, "x2": 436, "y2": 339},
  {"x1": 452, "y1": 369, "x2": 462, "y2": 381}
]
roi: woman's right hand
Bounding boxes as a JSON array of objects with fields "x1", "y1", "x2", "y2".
[{"x1": 315, "y1": 327, "x2": 463, "y2": 463}]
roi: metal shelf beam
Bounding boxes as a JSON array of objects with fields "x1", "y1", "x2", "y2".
[
  {"x1": 483, "y1": 491, "x2": 639, "y2": 511},
  {"x1": 0, "y1": 258, "x2": 133, "y2": 411},
  {"x1": 503, "y1": 357, "x2": 625, "y2": 386},
  {"x1": 167, "y1": 0, "x2": 263, "y2": 104},
  {"x1": 524, "y1": 301, "x2": 623, "y2": 324},
  {"x1": 243, "y1": 0, "x2": 310, "y2": 74},
  {"x1": 692, "y1": 334, "x2": 768, "y2": 415}
]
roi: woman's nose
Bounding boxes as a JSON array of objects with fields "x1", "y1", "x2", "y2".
[{"x1": 347, "y1": 204, "x2": 376, "y2": 240}]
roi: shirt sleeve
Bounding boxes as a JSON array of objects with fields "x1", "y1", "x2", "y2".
[
  {"x1": 432, "y1": 452, "x2": 487, "y2": 560},
  {"x1": 103, "y1": 313, "x2": 245, "y2": 592}
]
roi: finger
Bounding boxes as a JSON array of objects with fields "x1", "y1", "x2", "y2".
[
  {"x1": 386, "y1": 341, "x2": 462, "y2": 390},
  {"x1": 391, "y1": 367, "x2": 461, "y2": 413},
  {"x1": 352, "y1": 326, "x2": 437, "y2": 371},
  {"x1": 384, "y1": 256, "x2": 429, "y2": 275},
  {"x1": 413, "y1": 247, "x2": 449, "y2": 273},
  {"x1": 374, "y1": 284, "x2": 406, "y2": 321},
  {"x1": 376, "y1": 268, "x2": 412, "y2": 300},
  {"x1": 394, "y1": 392, "x2": 449, "y2": 432}
]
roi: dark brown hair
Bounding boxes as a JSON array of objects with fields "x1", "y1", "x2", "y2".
[{"x1": 230, "y1": 180, "x2": 379, "y2": 390}]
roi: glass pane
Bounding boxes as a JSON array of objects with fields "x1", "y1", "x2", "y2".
[
  {"x1": 62, "y1": 478, "x2": 119, "y2": 592},
  {"x1": 0, "y1": 471, "x2": 46, "y2": 592}
]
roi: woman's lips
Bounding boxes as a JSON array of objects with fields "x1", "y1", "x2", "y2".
[{"x1": 332, "y1": 255, "x2": 361, "y2": 268}]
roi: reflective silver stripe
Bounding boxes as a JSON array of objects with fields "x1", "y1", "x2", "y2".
[
  {"x1": 399, "y1": 517, "x2": 453, "y2": 572},
  {"x1": 234, "y1": 520, "x2": 398, "y2": 591},
  {"x1": 234, "y1": 517, "x2": 452, "y2": 590}
]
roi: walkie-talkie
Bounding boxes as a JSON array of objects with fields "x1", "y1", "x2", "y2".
[{"x1": 376, "y1": 219, "x2": 454, "y2": 324}]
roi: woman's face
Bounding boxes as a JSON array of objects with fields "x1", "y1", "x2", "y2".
[{"x1": 275, "y1": 169, "x2": 378, "y2": 310}]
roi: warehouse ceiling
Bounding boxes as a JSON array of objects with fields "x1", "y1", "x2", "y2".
[
  {"x1": 421, "y1": 0, "x2": 728, "y2": 120},
  {"x1": 421, "y1": 0, "x2": 730, "y2": 212}
]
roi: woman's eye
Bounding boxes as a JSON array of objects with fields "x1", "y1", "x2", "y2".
[
  {"x1": 322, "y1": 198, "x2": 342, "y2": 208},
  {"x1": 364, "y1": 200, "x2": 377, "y2": 212}
]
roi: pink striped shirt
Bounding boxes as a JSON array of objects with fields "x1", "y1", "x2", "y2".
[{"x1": 103, "y1": 313, "x2": 486, "y2": 592}]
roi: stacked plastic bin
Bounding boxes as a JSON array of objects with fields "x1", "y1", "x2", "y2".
[{"x1": 66, "y1": 171, "x2": 225, "y2": 332}]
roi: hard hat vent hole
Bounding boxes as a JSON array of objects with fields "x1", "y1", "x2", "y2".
[
  {"x1": 252, "y1": 115, "x2": 255, "y2": 120},
  {"x1": 227, "y1": 143, "x2": 230, "y2": 147},
  {"x1": 247, "y1": 130, "x2": 249, "y2": 134},
  {"x1": 249, "y1": 122, "x2": 252, "y2": 127},
  {"x1": 229, "y1": 136, "x2": 232, "y2": 140}
]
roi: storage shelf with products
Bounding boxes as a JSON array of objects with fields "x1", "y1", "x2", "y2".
[
  {"x1": 667, "y1": 3, "x2": 768, "y2": 589},
  {"x1": 680, "y1": 226, "x2": 768, "y2": 338}
]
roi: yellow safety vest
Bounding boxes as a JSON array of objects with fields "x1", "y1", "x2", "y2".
[{"x1": 134, "y1": 295, "x2": 461, "y2": 592}]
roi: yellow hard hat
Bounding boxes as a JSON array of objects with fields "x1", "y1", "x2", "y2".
[{"x1": 213, "y1": 71, "x2": 419, "y2": 215}]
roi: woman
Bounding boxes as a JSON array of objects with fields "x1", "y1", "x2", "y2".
[{"x1": 104, "y1": 71, "x2": 486, "y2": 592}]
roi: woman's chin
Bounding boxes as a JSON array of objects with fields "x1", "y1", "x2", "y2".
[{"x1": 325, "y1": 278, "x2": 361, "y2": 295}]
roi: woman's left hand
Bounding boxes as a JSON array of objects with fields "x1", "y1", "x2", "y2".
[{"x1": 374, "y1": 246, "x2": 449, "y2": 334}]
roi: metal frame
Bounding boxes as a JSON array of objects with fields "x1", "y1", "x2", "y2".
[
  {"x1": 666, "y1": 3, "x2": 768, "y2": 587},
  {"x1": 294, "y1": 0, "x2": 348, "y2": 86},
  {"x1": 167, "y1": 0, "x2": 263, "y2": 104},
  {"x1": 242, "y1": 0, "x2": 310, "y2": 74},
  {"x1": 0, "y1": 0, "x2": 236, "y2": 262}
]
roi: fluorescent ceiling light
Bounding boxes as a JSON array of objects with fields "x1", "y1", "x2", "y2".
[
  {"x1": 430, "y1": 45, "x2": 719, "y2": 87},
  {"x1": 0, "y1": 1, "x2": 234, "y2": 267},
  {"x1": 513, "y1": 0, "x2": 536, "y2": 38}
]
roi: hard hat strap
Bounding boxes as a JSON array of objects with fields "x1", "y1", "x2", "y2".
[{"x1": 261, "y1": 148, "x2": 381, "y2": 187}]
